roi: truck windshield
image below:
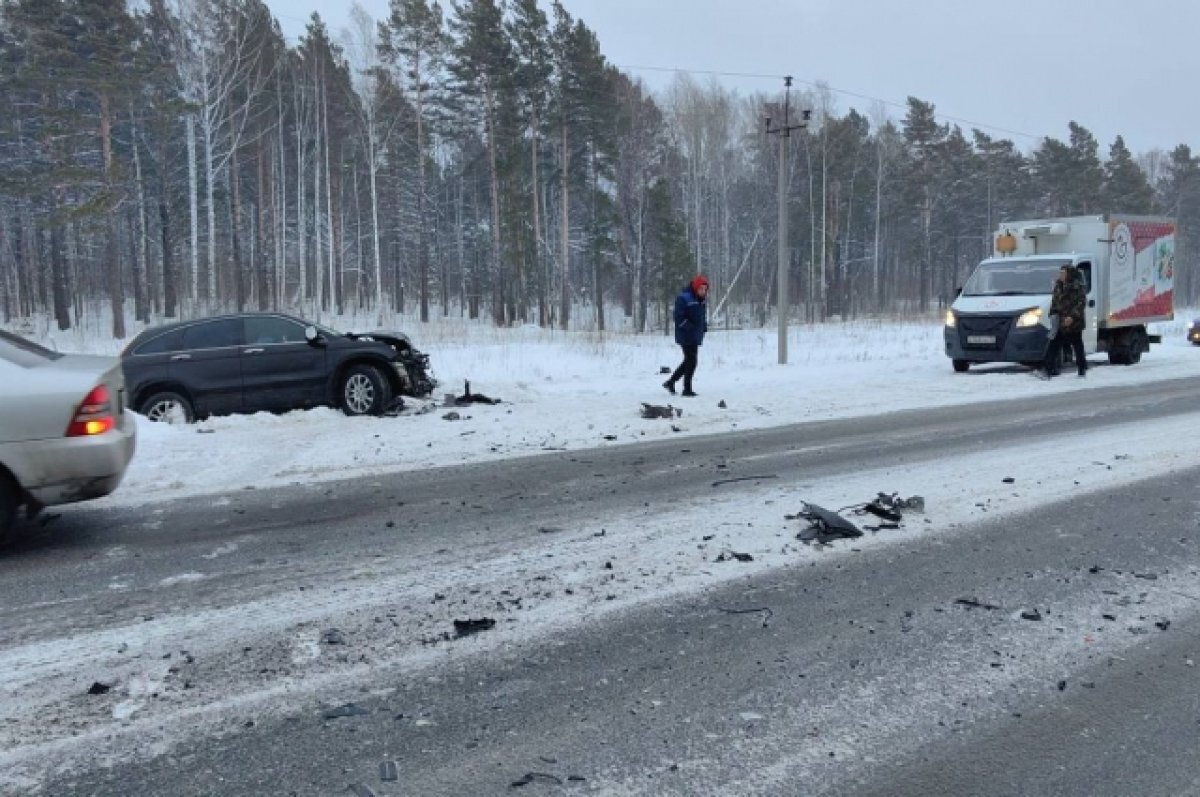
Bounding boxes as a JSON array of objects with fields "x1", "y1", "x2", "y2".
[{"x1": 961, "y1": 259, "x2": 1069, "y2": 297}]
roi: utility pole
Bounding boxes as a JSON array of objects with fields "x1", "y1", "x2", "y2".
[{"x1": 765, "y1": 77, "x2": 810, "y2": 365}]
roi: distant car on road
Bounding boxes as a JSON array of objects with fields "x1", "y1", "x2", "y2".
[
  {"x1": 1189, "y1": 319, "x2": 1200, "y2": 345},
  {"x1": 0, "y1": 330, "x2": 137, "y2": 542},
  {"x1": 120, "y1": 312, "x2": 436, "y2": 423}
]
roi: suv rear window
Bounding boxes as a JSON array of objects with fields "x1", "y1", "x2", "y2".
[
  {"x1": 180, "y1": 319, "x2": 243, "y2": 350},
  {"x1": 0, "y1": 329, "x2": 64, "y2": 366},
  {"x1": 133, "y1": 328, "x2": 186, "y2": 355}
]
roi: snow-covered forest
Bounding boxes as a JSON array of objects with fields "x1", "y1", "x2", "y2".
[{"x1": 2, "y1": 0, "x2": 1199, "y2": 339}]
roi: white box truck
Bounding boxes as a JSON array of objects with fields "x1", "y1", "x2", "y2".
[{"x1": 944, "y1": 214, "x2": 1175, "y2": 372}]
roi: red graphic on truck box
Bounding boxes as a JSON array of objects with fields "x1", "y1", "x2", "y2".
[{"x1": 1109, "y1": 220, "x2": 1174, "y2": 321}]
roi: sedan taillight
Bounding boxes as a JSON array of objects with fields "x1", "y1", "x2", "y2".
[{"x1": 66, "y1": 385, "x2": 115, "y2": 437}]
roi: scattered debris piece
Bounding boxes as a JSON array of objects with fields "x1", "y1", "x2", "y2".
[
  {"x1": 382, "y1": 397, "x2": 407, "y2": 417},
  {"x1": 602, "y1": 434, "x2": 618, "y2": 441},
  {"x1": 955, "y1": 598, "x2": 1002, "y2": 611},
  {"x1": 861, "y1": 501, "x2": 903, "y2": 523},
  {"x1": 1134, "y1": 572, "x2": 1159, "y2": 581},
  {"x1": 451, "y1": 380, "x2": 501, "y2": 405},
  {"x1": 453, "y1": 618, "x2": 496, "y2": 637},
  {"x1": 321, "y1": 629, "x2": 346, "y2": 645},
  {"x1": 1056, "y1": 680, "x2": 1067, "y2": 691},
  {"x1": 877, "y1": 492, "x2": 924, "y2": 513},
  {"x1": 538, "y1": 526, "x2": 563, "y2": 534},
  {"x1": 715, "y1": 551, "x2": 754, "y2": 563},
  {"x1": 718, "y1": 400, "x2": 727, "y2": 408},
  {"x1": 347, "y1": 783, "x2": 376, "y2": 797},
  {"x1": 1088, "y1": 565, "x2": 1104, "y2": 574},
  {"x1": 1155, "y1": 619, "x2": 1171, "y2": 631},
  {"x1": 640, "y1": 403, "x2": 682, "y2": 419},
  {"x1": 712, "y1": 474, "x2": 778, "y2": 488},
  {"x1": 791, "y1": 502, "x2": 862, "y2": 543},
  {"x1": 380, "y1": 761, "x2": 399, "y2": 781},
  {"x1": 718, "y1": 606, "x2": 773, "y2": 627},
  {"x1": 659, "y1": 366, "x2": 671, "y2": 375},
  {"x1": 511, "y1": 772, "x2": 563, "y2": 788},
  {"x1": 1002, "y1": 477, "x2": 1015, "y2": 484},
  {"x1": 1020, "y1": 609, "x2": 1044, "y2": 621},
  {"x1": 323, "y1": 703, "x2": 369, "y2": 720},
  {"x1": 87, "y1": 682, "x2": 112, "y2": 696},
  {"x1": 442, "y1": 411, "x2": 463, "y2": 421}
]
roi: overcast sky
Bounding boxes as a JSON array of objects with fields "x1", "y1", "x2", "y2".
[{"x1": 263, "y1": 0, "x2": 1198, "y2": 156}]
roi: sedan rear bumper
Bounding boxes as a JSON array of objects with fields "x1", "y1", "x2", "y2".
[{"x1": 2, "y1": 411, "x2": 137, "y2": 508}]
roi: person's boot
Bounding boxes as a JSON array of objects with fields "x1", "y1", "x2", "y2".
[
  {"x1": 662, "y1": 380, "x2": 676, "y2": 395},
  {"x1": 681, "y1": 384, "x2": 697, "y2": 397}
]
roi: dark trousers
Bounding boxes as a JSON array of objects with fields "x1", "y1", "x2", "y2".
[
  {"x1": 669, "y1": 344, "x2": 699, "y2": 390},
  {"x1": 1046, "y1": 328, "x2": 1086, "y2": 375}
]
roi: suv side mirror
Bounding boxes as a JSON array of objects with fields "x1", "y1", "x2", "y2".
[{"x1": 304, "y1": 325, "x2": 324, "y2": 345}]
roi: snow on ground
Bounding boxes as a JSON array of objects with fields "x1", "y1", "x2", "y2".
[
  {"x1": 3, "y1": 405, "x2": 1200, "y2": 787},
  {"x1": 9, "y1": 310, "x2": 1200, "y2": 508},
  {"x1": 5, "y1": 311, "x2": 1200, "y2": 788}
]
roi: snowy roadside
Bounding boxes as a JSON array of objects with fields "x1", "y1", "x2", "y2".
[{"x1": 13, "y1": 314, "x2": 1199, "y2": 510}]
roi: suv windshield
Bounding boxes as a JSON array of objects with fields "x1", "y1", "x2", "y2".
[
  {"x1": 961, "y1": 259, "x2": 1069, "y2": 297},
  {"x1": 0, "y1": 329, "x2": 63, "y2": 366}
]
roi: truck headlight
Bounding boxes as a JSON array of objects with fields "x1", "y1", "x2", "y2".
[
  {"x1": 944, "y1": 309, "x2": 956, "y2": 328},
  {"x1": 1015, "y1": 308, "x2": 1043, "y2": 328}
]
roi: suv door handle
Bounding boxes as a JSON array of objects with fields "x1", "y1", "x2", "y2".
[
  {"x1": 243, "y1": 348, "x2": 265, "y2": 354},
  {"x1": 170, "y1": 353, "x2": 191, "y2": 361}
]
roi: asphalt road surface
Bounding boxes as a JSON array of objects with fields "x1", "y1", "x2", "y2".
[{"x1": 4, "y1": 376, "x2": 1200, "y2": 796}]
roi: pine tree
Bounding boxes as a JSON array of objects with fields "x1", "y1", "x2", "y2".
[
  {"x1": 382, "y1": 0, "x2": 447, "y2": 322},
  {"x1": 1067, "y1": 121, "x2": 1104, "y2": 213},
  {"x1": 1103, "y1": 135, "x2": 1155, "y2": 213},
  {"x1": 506, "y1": 0, "x2": 553, "y2": 324},
  {"x1": 449, "y1": 0, "x2": 515, "y2": 324},
  {"x1": 1158, "y1": 145, "x2": 1200, "y2": 303},
  {"x1": 901, "y1": 97, "x2": 947, "y2": 310},
  {"x1": 647, "y1": 177, "x2": 692, "y2": 332}
]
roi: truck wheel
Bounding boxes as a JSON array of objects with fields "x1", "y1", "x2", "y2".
[
  {"x1": 1127, "y1": 327, "x2": 1146, "y2": 364},
  {"x1": 952, "y1": 360, "x2": 970, "y2": 373},
  {"x1": 341, "y1": 364, "x2": 392, "y2": 416}
]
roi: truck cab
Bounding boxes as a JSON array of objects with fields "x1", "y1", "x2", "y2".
[{"x1": 944, "y1": 254, "x2": 1096, "y2": 371}]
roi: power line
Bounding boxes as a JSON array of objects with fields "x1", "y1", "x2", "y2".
[{"x1": 613, "y1": 62, "x2": 1042, "y2": 143}]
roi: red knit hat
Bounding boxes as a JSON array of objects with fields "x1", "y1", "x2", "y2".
[{"x1": 691, "y1": 275, "x2": 709, "y2": 294}]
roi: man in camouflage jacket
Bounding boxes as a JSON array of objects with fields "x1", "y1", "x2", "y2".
[{"x1": 1044, "y1": 264, "x2": 1088, "y2": 377}]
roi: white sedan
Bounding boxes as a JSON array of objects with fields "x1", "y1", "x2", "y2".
[{"x1": 0, "y1": 330, "x2": 137, "y2": 542}]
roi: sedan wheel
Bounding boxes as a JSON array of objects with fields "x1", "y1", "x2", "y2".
[
  {"x1": 341, "y1": 365, "x2": 392, "y2": 416},
  {"x1": 140, "y1": 391, "x2": 195, "y2": 423},
  {"x1": 0, "y1": 474, "x2": 19, "y2": 544}
]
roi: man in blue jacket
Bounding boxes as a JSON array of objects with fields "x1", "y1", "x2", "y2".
[{"x1": 663, "y1": 275, "x2": 709, "y2": 397}]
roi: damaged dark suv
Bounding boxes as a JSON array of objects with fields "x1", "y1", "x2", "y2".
[{"x1": 121, "y1": 313, "x2": 436, "y2": 422}]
